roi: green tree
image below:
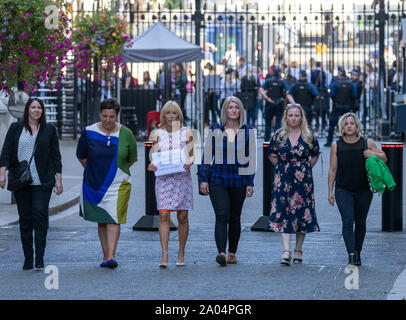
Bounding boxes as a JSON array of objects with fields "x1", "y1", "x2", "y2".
[{"x1": 164, "y1": 0, "x2": 183, "y2": 9}]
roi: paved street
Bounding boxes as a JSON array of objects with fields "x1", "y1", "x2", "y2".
[{"x1": 0, "y1": 139, "x2": 405, "y2": 301}]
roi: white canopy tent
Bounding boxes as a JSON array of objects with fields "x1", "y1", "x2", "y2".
[{"x1": 123, "y1": 22, "x2": 202, "y2": 63}]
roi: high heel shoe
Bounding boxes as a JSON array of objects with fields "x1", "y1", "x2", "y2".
[
  {"x1": 293, "y1": 250, "x2": 303, "y2": 264},
  {"x1": 280, "y1": 250, "x2": 292, "y2": 266}
]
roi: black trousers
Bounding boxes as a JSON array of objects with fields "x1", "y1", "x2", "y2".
[
  {"x1": 335, "y1": 187, "x2": 373, "y2": 255},
  {"x1": 209, "y1": 183, "x2": 246, "y2": 254},
  {"x1": 14, "y1": 186, "x2": 52, "y2": 262}
]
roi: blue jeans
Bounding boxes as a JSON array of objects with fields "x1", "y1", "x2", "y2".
[{"x1": 335, "y1": 187, "x2": 373, "y2": 254}]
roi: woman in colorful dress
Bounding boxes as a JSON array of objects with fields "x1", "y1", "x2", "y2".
[
  {"x1": 199, "y1": 96, "x2": 255, "y2": 266},
  {"x1": 267, "y1": 104, "x2": 320, "y2": 266},
  {"x1": 76, "y1": 98, "x2": 137, "y2": 269},
  {"x1": 148, "y1": 101, "x2": 194, "y2": 268}
]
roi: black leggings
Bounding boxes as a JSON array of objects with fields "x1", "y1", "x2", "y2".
[
  {"x1": 335, "y1": 187, "x2": 373, "y2": 255},
  {"x1": 209, "y1": 183, "x2": 246, "y2": 254}
]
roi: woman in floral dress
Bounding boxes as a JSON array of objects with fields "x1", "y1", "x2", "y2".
[
  {"x1": 266, "y1": 104, "x2": 320, "y2": 266},
  {"x1": 148, "y1": 101, "x2": 194, "y2": 268}
]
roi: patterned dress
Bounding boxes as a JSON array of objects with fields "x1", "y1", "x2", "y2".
[
  {"x1": 266, "y1": 129, "x2": 320, "y2": 233},
  {"x1": 76, "y1": 123, "x2": 137, "y2": 224},
  {"x1": 155, "y1": 127, "x2": 193, "y2": 211}
]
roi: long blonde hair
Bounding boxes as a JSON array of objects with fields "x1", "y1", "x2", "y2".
[
  {"x1": 278, "y1": 104, "x2": 314, "y2": 148},
  {"x1": 220, "y1": 96, "x2": 245, "y2": 127}
]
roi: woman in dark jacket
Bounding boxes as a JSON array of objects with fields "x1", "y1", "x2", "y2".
[{"x1": 0, "y1": 98, "x2": 63, "y2": 271}]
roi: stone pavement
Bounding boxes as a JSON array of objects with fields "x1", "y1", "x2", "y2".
[{"x1": 0, "y1": 138, "x2": 405, "y2": 301}]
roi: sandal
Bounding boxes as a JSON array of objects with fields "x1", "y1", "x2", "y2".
[
  {"x1": 227, "y1": 254, "x2": 237, "y2": 264},
  {"x1": 293, "y1": 250, "x2": 303, "y2": 264},
  {"x1": 280, "y1": 250, "x2": 292, "y2": 266},
  {"x1": 216, "y1": 253, "x2": 227, "y2": 266}
]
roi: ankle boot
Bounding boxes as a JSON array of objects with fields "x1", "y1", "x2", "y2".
[
  {"x1": 355, "y1": 251, "x2": 362, "y2": 266},
  {"x1": 348, "y1": 253, "x2": 356, "y2": 266}
]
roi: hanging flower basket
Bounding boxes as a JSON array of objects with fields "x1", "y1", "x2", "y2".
[
  {"x1": 0, "y1": 0, "x2": 73, "y2": 95},
  {"x1": 72, "y1": 8, "x2": 133, "y2": 81}
]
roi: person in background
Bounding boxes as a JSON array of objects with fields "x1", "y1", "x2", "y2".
[
  {"x1": 287, "y1": 70, "x2": 319, "y2": 128},
  {"x1": 327, "y1": 112, "x2": 386, "y2": 266},
  {"x1": 142, "y1": 71, "x2": 155, "y2": 89},
  {"x1": 259, "y1": 68, "x2": 289, "y2": 141},
  {"x1": 241, "y1": 66, "x2": 259, "y2": 128},
  {"x1": 311, "y1": 62, "x2": 329, "y2": 131},
  {"x1": 175, "y1": 63, "x2": 188, "y2": 120},
  {"x1": 0, "y1": 98, "x2": 63, "y2": 271},
  {"x1": 220, "y1": 69, "x2": 240, "y2": 107},
  {"x1": 237, "y1": 56, "x2": 247, "y2": 79},
  {"x1": 324, "y1": 69, "x2": 357, "y2": 147}
]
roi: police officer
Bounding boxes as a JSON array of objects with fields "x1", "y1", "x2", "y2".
[
  {"x1": 259, "y1": 68, "x2": 289, "y2": 141},
  {"x1": 324, "y1": 69, "x2": 358, "y2": 147},
  {"x1": 350, "y1": 69, "x2": 363, "y2": 114},
  {"x1": 286, "y1": 70, "x2": 319, "y2": 126},
  {"x1": 311, "y1": 62, "x2": 329, "y2": 130}
]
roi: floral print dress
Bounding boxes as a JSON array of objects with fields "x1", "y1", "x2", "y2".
[{"x1": 266, "y1": 129, "x2": 320, "y2": 233}]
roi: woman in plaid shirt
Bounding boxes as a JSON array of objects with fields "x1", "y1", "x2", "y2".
[{"x1": 199, "y1": 96, "x2": 256, "y2": 266}]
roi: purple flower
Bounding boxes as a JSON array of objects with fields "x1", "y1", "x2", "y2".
[
  {"x1": 24, "y1": 33, "x2": 29, "y2": 38},
  {"x1": 1, "y1": 29, "x2": 5, "y2": 33},
  {"x1": 4, "y1": 21, "x2": 8, "y2": 25},
  {"x1": 21, "y1": 18, "x2": 25, "y2": 23}
]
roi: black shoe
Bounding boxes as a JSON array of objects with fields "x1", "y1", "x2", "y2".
[
  {"x1": 355, "y1": 251, "x2": 362, "y2": 266},
  {"x1": 23, "y1": 258, "x2": 33, "y2": 270},
  {"x1": 348, "y1": 253, "x2": 356, "y2": 266},
  {"x1": 216, "y1": 254, "x2": 227, "y2": 266},
  {"x1": 323, "y1": 143, "x2": 331, "y2": 147},
  {"x1": 35, "y1": 257, "x2": 44, "y2": 271}
]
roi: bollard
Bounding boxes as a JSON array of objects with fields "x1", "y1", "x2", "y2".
[
  {"x1": 132, "y1": 142, "x2": 177, "y2": 231},
  {"x1": 381, "y1": 143, "x2": 403, "y2": 232},
  {"x1": 251, "y1": 142, "x2": 274, "y2": 231}
]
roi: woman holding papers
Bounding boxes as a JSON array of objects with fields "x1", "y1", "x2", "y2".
[
  {"x1": 76, "y1": 98, "x2": 137, "y2": 269},
  {"x1": 148, "y1": 101, "x2": 194, "y2": 268},
  {"x1": 199, "y1": 96, "x2": 255, "y2": 266}
]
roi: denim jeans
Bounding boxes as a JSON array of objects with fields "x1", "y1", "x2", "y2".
[
  {"x1": 14, "y1": 186, "x2": 52, "y2": 261},
  {"x1": 335, "y1": 187, "x2": 373, "y2": 255},
  {"x1": 209, "y1": 183, "x2": 246, "y2": 254}
]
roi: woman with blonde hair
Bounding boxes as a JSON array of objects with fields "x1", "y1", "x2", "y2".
[
  {"x1": 148, "y1": 101, "x2": 194, "y2": 268},
  {"x1": 266, "y1": 104, "x2": 320, "y2": 266},
  {"x1": 328, "y1": 112, "x2": 386, "y2": 266},
  {"x1": 199, "y1": 96, "x2": 255, "y2": 266}
]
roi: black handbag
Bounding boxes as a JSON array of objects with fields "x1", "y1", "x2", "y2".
[{"x1": 7, "y1": 144, "x2": 37, "y2": 192}]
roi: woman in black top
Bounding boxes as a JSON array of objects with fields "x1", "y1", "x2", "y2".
[
  {"x1": 0, "y1": 98, "x2": 63, "y2": 270},
  {"x1": 327, "y1": 113, "x2": 386, "y2": 266}
]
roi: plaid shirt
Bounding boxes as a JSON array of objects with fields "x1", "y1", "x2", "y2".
[{"x1": 199, "y1": 123, "x2": 256, "y2": 187}]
